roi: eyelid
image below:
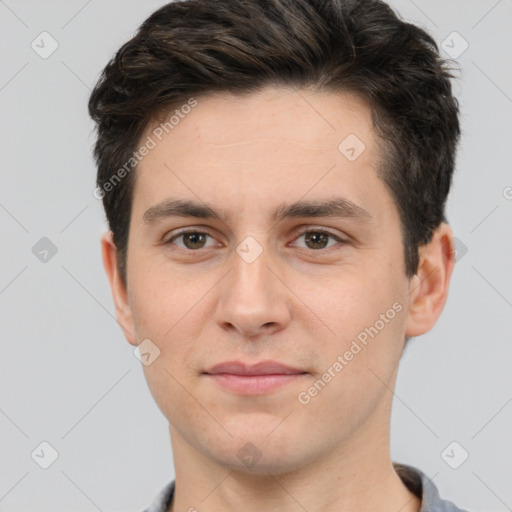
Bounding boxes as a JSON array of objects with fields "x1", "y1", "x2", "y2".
[{"x1": 292, "y1": 225, "x2": 345, "y2": 238}]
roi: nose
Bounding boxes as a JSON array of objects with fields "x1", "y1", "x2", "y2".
[{"x1": 214, "y1": 239, "x2": 291, "y2": 339}]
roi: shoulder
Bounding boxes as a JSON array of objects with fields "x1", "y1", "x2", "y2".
[
  {"x1": 144, "y1": 468, "x2": 472, "y2": 512},
  {"x1": 141, "y1": 480, "x2": 175, "y2": 512},
  {"x1": 394, "y1": 462, "x2": 471, "y2": 512}
]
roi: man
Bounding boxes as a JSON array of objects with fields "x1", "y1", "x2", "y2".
[{"x1": 88, "y1": 0, "x2": 469, "y2": 510}]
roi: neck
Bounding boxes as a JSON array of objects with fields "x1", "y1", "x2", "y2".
[{"x1": 167, "y1": 419, "x2": 421, "y2": 512}]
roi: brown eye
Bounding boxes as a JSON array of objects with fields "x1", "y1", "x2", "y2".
[
  {"x1": 166, "y1": 231, "x2": 216, "y2": 250},
  {"x1": 292, "y1": 229, "x2": 344, "y2": 250},
  {"x1": 182, "y1": 232, "x2": 207, "y2": 249},
  {"x1": 304, "y1": 231, "x2": 330, "y2": 249}
]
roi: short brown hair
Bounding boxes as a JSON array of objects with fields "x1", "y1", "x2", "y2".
[{"x1": 88, "y1": 0, "x2": 461, "y2": 285}]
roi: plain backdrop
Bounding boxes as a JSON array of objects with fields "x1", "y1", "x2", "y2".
[{"x1": 1, "y1": 0, "x2": 511, "y2": 510}]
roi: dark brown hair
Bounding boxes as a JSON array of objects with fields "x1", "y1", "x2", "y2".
[{"x1": 88, "y1": 0, "x2": 460, "y2": 286}]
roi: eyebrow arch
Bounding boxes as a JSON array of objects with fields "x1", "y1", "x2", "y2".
[
  {"x1": 142, "y1": 197, "x2": 372, "y2": 225},
  {"x1": 143, "y1": 199, "x2": 225, "y2": 224},
  {"x1": 273, "y1": 197, "x2": 372, "y2": 224}
]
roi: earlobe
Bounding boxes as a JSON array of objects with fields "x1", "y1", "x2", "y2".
[
  {"x1": 100, "y1": 231, "x2": 138, "y2": 346},
  {"x1": 404, "y1": 223, "x2": 456, "y2": 338}
]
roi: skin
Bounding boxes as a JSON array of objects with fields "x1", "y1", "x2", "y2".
[{"x1": 101, "y1": 86, "x2": 455, "y2": 512}]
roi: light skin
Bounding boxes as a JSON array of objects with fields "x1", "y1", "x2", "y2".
[{"x1": 101, "y1": 86, "x2": 455, "y2": 511}]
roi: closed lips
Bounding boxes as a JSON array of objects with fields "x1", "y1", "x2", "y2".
[{"x1": 204, "y1": 360, "x2": 307, "y2": 375}]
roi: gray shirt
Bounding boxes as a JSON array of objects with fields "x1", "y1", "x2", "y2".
[{"x1": 142, "y1": 463, "x2": 470, "y2": 512}]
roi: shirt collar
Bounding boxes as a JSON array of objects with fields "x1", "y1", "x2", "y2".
[
  {"x1": 143, "y1": 463, "x2": 468, "y2": 512},
  {"x1": 393, "y1": 463, "x2": 469, "y2": 512}
]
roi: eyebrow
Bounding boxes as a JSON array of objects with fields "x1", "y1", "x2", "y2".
[
  {"x1": 142, "y1": 197, "x2": 372, "y2": 225},
  {"x1": 273, "y1": 197, "x2": 372, "y2": 224}
]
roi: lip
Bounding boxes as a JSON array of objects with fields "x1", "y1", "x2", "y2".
[
  {"x1": 203, "y1": 360, "x2": 308, "y2": 395},
  {"x1": 205, "y1": 360, "x2": 305, "y2": 376}
]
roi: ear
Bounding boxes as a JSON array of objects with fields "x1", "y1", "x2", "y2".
[
  {"x1": 404, "y1": 222, "x2": 456, "y2": 337},
  {"x1": 100, "y1": 231, "x2": 138, "y2": 346}
]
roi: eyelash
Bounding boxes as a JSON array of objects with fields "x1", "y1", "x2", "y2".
[{"x1": 164, "y1": 227, "x2": 346, "y2": 252}]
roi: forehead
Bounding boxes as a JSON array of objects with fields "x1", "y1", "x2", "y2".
[
  {"x1": 146, "y1": 86, "x2": 376, "y2": 154},
  {"x1": 132, "y1": 86, "x2": 395, "y2": 226}
]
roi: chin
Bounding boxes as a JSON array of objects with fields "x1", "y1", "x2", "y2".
[{"x1": 203, "y1": 432, "x2": 318, "y2": 476}]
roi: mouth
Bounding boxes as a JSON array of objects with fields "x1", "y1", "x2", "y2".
[{"x1": 203, "y1": 360, "x2": 308, "y2": 395}]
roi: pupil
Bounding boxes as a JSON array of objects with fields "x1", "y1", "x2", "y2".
[{"x1": 306, "y1": 232, "x2": 328, "y2": 249}]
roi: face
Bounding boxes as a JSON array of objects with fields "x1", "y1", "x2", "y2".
[{"x1": 107, "y1": 86, "x2": 431, "y2": 473}]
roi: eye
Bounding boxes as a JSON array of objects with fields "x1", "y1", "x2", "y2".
[
  {"x1": 165, "y1": 230, "x2": 219, "y2": 250},
  {"x1": 164, "y1": 227, "x2": 346, "y2": 252},
  {"x1": 291, "y1": 228, "x2": 345, "y2": 250}
]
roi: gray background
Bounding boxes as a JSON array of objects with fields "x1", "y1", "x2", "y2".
[{"x1": 1, "y1": 0, "x2": 511, "y2": 510}]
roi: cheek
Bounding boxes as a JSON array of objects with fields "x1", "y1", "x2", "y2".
[
  {"x1": 315, "y1": 263, "x2": 407, "y2": 376},
  {"x1": 142, "y1": 358, "x2": 207, "y2": 438},
  {"x1": 128, "y1": 254, "x2": 223, "y2": 373},
  {"x1": 128, "y1": 253, "x2": 205, "y2": 337},
  {"x1": 298, "y1": 288, "x2": 406, "y2": 434},
  {"x1": 319, "y1": 268, "x2": 400, "y2": 327}
]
